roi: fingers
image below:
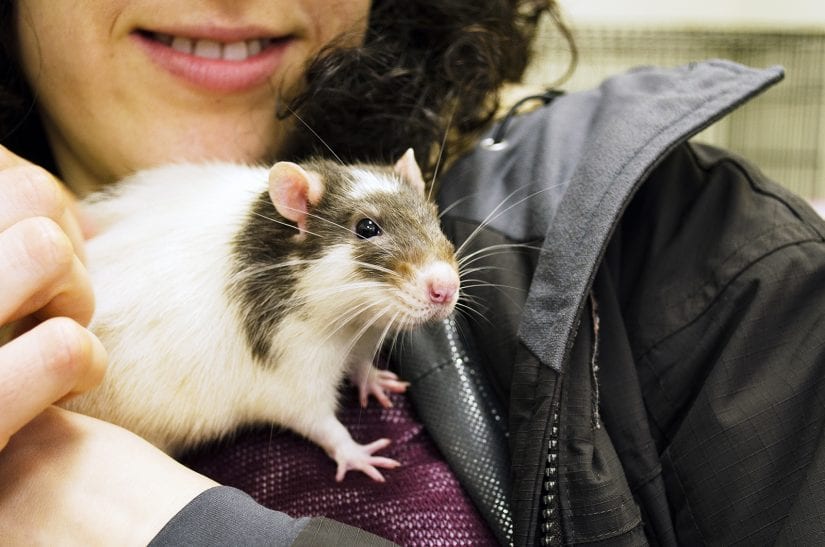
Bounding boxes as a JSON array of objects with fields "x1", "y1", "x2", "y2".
[
  {"x1": 0, "y1": 145, "x2": 103, "y2": 451},
  {"x1": 0, "y1": 317, "x2": 107, "y2": 451},
  {"x1": 0, "y1": 216, "x2": 95, "y2": 325},
  {"x1": 0, "y1": 145, "x2": 95, "y2": 325},
  {"x1": 0, "y1": 162, "x2": 86, "y2": 262}
]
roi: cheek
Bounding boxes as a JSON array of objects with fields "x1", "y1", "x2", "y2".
[
  {"x1": 15, "y1": 2, "x2": 121, "y2": 135},
  {"x1": 16, "y1": 1, "x2": 117, "y2": 86}
]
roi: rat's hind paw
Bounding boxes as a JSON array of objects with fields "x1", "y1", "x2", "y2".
[{"x1": 333, "y1": 438, "x2": 400, "y2": 482}]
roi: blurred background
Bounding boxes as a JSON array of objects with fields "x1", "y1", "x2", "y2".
[{"x1": 523, "y1": 0, "x2": 825, "y2": 209}]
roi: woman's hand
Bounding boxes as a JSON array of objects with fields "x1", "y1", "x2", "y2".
[
  {"x1": 0, "y1": 145, "x2": 106, "y2": 449},
  {"x1": 0, "y1": 406, "x2": 218, "y2": 545},
  {"x1": 0, "y1": 148, "x2": 218, "y2": 544}
]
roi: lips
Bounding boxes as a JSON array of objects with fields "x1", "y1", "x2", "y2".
[{"x1": 133, "y1": 29, "x2": 294, "y2": 93}]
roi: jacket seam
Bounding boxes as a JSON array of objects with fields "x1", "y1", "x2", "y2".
[{"x1": 636, "y1": 236, "x2": 824, "y2": 365}]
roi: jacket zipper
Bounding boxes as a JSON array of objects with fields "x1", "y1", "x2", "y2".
[
  {"x1": 540, "y1": 407, "x2": 561, "y2": 546},
  {"x1": 539, "y1": 293, "x2": 600, "y2": 545}
]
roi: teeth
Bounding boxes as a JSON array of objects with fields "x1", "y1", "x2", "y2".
[
  {"x1": 171, "y1": 36, "x2": 193, "y2": 54},
  {"x1": 193, "y1": 39, "x2": 222, "y2": 60},
  {"x1": 246, "y1": 39, "x2": 262, "y2": 56},
  {"x1": 223, "y1": 41, "x2": 248, "y2": 61},
  {"x1": 154, "y1": 33, "x2": 174, "y2": 46},
  {"x1": 156, "y1": 33, "x2": 268, "y2": 61}
]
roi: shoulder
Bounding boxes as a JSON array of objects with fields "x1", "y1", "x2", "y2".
[
  {"x1": 614, "y1": 139, "x2": 825, "y2": 356},
  {"x1": 605, "y1": 141, "x2": 825, "y2": 545}
]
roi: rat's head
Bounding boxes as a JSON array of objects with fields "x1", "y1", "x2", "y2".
[{"x1": 268, "y1": 150, "x2": 459, "y2": 330}]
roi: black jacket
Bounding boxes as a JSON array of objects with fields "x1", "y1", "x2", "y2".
[
  {"x1": 403, "y1": 59, "x2": 825, "y2": 545},
  {"x1": 153, "y1": 60, "x2": 825, "y2": 546}
]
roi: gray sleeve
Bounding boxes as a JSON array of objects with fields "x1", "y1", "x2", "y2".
[
  {"x1": 149, "y1": 486, "x2": 398, "y2": 546},
  {"x1": 292, "y1": 517, "x2": 398, "y2": 546},
  {"x1": 149, "y1": 486, "x2": 309, "y2": 546}
]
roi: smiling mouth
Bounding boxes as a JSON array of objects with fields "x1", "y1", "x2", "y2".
[{"x1": 137, "y1": 31, "x2": 289, "y2": 62}]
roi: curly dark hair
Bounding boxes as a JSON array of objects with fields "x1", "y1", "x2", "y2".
[{"x1": 0, "y1": 0, "x2": 574, "y2": 180}]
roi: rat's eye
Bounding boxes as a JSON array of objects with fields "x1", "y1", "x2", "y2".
[{"x1": 355, "y1": 218, "x2": 382, "y2": 239}]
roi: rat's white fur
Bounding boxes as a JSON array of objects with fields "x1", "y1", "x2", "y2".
[
  {"x1": 66, "y1": 163, "x2": 270, "y2": 451},
  {"x1": 347, "y1": 167, "x2": 402, "y2": 200}
]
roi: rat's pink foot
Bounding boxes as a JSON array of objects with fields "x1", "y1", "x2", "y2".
[
  {"x1": 333, "y1": 438, "x2": 400, "y2": 482},
  {"x1": 353, "y1": 368, "x2": 409, "y2": 408}
]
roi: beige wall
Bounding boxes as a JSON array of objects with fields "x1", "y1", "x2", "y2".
[{"x1": 560, "y1": 0, "x2": 825, "y2": 30}]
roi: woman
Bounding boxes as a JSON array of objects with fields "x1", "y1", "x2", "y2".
[{"x1": 2, "y1": 1, "x2": 824, "y2": 546}]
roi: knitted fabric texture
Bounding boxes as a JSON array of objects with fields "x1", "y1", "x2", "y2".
[{"x1": 180, "y1": 389, "x2": 497, "y2": 546}]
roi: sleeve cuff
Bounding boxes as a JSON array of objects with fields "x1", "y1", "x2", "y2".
[{"x1": 149, "y1": 485, "x2": 309, "y2": 546}]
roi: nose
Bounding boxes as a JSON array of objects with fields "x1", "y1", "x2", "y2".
[
  {"x1": 423, "y1": 262, "x2": 460, "y2": 305},
  {"x1": 429, "y1": 282, "x2": 457, "y2": 304}
]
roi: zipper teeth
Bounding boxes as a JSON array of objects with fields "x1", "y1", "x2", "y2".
[
  {"x1": 539, "y1": 293, "x2": 597, "y2": 544},
  {"x1": 540, "y1": 409, "x2": 561, "y2": 546}
]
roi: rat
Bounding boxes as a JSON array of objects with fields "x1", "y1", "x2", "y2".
[{"x1": 63, "y1": 149, "x2": 460, "y2": 482}]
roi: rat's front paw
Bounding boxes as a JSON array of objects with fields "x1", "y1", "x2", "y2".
[
  {"x1": 353, "y1": 368, "x2": 409, "y2": 408},
  {"x1": 333, "y1": 438, "x2": 400, "y2": 482}
]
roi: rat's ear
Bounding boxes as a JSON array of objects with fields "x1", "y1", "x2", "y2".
[
  {"x1": 393, "y1": 148, "x2": 426, "y2": 196},
  {"x1": 268, "y1": 162, "x2": 324, "y2": 236}
]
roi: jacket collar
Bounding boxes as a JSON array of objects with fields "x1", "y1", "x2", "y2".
[{"x1": 439, "y1": 60, "x2": 784, "y2": 371}]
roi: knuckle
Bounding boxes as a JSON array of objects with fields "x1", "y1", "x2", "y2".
[
  {"x1": 38, "y1": 317, "x2": 93, "y2": 384},
  {"x1": 18, "y1": 216, "x2": 75, "y2": 275},
  {"x1": 8, "y1": 165, "x2": 65, "y2": 219}
]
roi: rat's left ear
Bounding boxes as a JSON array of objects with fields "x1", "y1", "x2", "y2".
[
  {"x1": 268, "y1": 162, "x2": 324, "y2": 237},
  {"x1": 393, "y1": 148, "x2": 426, "y2": 196}
]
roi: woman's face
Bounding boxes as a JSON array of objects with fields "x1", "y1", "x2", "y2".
[{"x1": 15, "y1": 0, "x2": 371, "y2": 193}]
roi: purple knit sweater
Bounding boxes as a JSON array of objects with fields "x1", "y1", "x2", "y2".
[{"x1": 180, "y1": 389, "x2": 497, "y2": 546}]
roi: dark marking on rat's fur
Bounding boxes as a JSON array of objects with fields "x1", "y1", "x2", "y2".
[{"x1": 229, "y1": 190, "x2": 301, "y2": 361}]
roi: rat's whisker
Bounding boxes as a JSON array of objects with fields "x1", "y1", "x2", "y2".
[
  {"x1": 283, "y1": 103, "x2": 344, "y2": 165},
  {"x1": 439, "y1": 192, "x2": 483, "y2": 218},
  {"x1": 294, "y1": 281, "x2": 386, "y2": 305},
  {"x1": 351, "y1": 261, "x2": 404, "y2": 279},
  {"x1": 460, "y1": 281, "x2": 526, "y2": 293},
  {"x1": 454, "y1": 301, "x2": 494, "y2": 328},
  {"x1": 234, "y1": 258, "x2": 316, "y2": 279},
  {"x1": 314, "y1": 301, "x2": 390, "y2": 348},
  {"x1": 250, "y1": 211, "x2": 327, "y2": 240},
  {"x1": 428, "y1": 100, "x2": 457, "y2": 202},
  {"x1": 453, "y1": 184, "x2": 565, "y2": 258},
  {"x1": 368, "y1": 311, "x2": 402, "y2": 365},
  {"x1": 457, "y1": 243, "x2": 542, "y2": 266}
]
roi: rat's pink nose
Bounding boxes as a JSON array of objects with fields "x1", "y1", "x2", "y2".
[
  {"x1": 421, "y1": 261, "x2": 460, "y2": 306},
  {"x1": 429, "y1": 282, "x2": 457, "y2": 304}
]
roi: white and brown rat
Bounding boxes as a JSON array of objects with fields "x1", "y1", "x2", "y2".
[{"x1": 64, "y1": 149, "x2": 460, "y2": 482}]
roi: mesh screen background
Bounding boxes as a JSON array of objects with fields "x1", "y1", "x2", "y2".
[{"x1": 525, "y1": 24, "x2": 825, "y2": 200}]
